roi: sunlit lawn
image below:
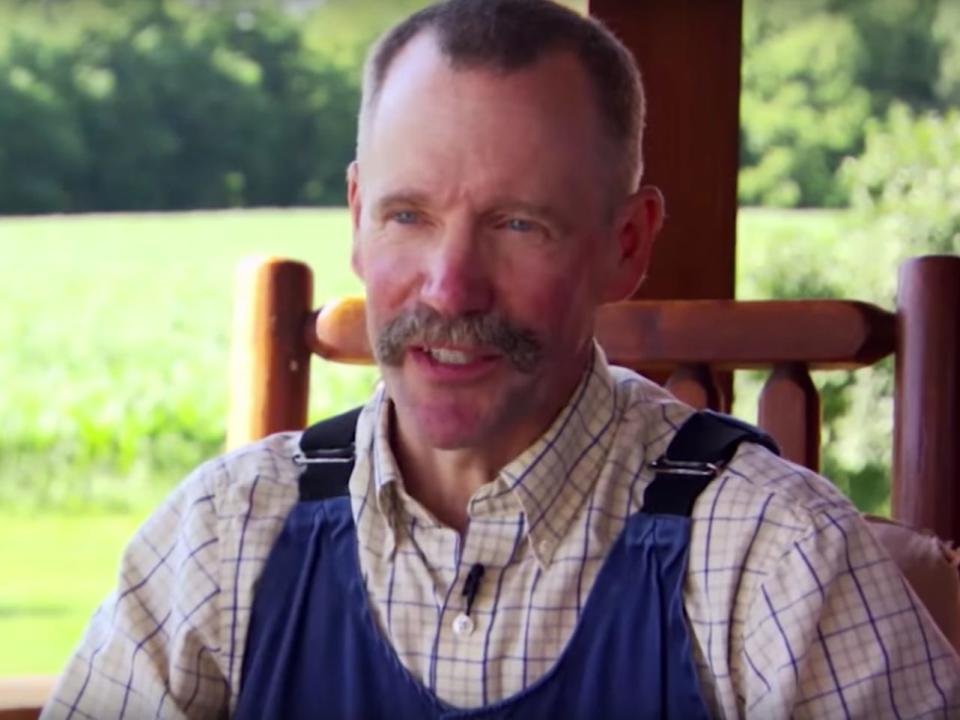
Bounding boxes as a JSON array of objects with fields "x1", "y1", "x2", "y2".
[
  {"x1": 0, "y1": 206, "x2": 844, "y2": 675},
  {"x1": 0, "y1": 208, "x2": 378, "y2": 511},
  {"x1": 0, "y1": 513, "x2": 146, "y2": 674},
  {"x1": 0, "y1": 208, "x2": 379, "y2": 674}
]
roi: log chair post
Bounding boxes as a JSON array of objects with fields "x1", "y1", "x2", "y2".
[
  {"x1": 0, "y1": 674, "x2": 57, "y2": 720},
  {"x1": 894, "y1": 255, "x2": 960, "y2": 542},
  {"x1": 758, "y1": 363, "x2": 821, "y2": 471},
  {"x1": 227, "y1": 257, "x2": 313, "y2": 449},
  {"x1": 666, "y1": 364, "x2": 725, "y2": 411}
]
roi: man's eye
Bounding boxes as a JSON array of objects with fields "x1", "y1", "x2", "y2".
[
  {"x1": 390, "y1": 210, "x2": 419, "y2": 225},
  {"x1": 504, "y1": 218, "x2": 535, "y2": 233}
]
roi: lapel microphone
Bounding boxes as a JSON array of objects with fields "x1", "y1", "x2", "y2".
[{"x1": 462, "y1": 563, "x2": 486, "y2": 616}]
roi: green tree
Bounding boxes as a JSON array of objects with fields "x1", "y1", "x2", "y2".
[
  {"x1": 0, "y1": 40, "x2": 89, "y2": 212},
  {"x1": 740, "y1": 0, "x2": 953, "y2": 209},
  {"x1": 740, "y1": 11, "x2": 870, "y2": 207},
  {"x1": 0, "y1": 1, "x2": 360, "y2": 212},
  {"x1": 841, "y1": 104, "x2": 960, "y2": 288}
]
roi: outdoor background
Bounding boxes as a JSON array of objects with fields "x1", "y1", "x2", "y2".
[{"x1": 2, "y1": 0, "x2": 959, "y2": 674}]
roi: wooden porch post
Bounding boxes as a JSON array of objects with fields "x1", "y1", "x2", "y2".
[
  {"x1": 588, "y1": 0, "x2": 743, "y2": 304},
  {"x1": 894, "y1": 256, "x2": 960, "y2": 542}
]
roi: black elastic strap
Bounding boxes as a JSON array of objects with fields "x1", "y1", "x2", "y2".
[
  {"x1": 295, "y1": 407, "x2": 779, "y2": 511},
  {"x1": 296, "y1": 407, "x2": 362, "y2": 501},
  {"x1": 643, "y1": 410, "x2": 779, "y2": 517}
]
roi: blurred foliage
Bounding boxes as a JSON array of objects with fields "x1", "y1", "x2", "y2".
[
  {"x1": 0, "y1": 0, "x2": 588, "y2": 213},
  {"x1": 740, "y1": 11, "x2": 870, "y2": 207},
  {"x1": 0, "y1": 0, "x2": 960, "y2": 213},
  {"x1": 1, "y1": 204, "x2": 921, "y2": 515},
  {"x1": 734, "y1": 210, "x2": 894, "y2": 514},
  {"x1": 737, "y1": 105, "x2": 960, "y2": 512},
  {"x1": 737, "y1": 0, "x2": 960, "y2": 510},
  {"x1": 0, "y1": 210, "x2": 379, "y2": 511},
  {"x1": 842, "y1": 104, "x2": 960, "y2": 267},
  {"x1": 0, "y1": 0, "x2": 360, "y2": 212},
  {"x1": 740, "y1": 0, "x2": 960, "y2": 208},
  {"x1": 0, "y1": 0, "x2": 952, "y2": 213},
  {"x1": 1, "y1": 0, "x2": 957, "y2": 514}
]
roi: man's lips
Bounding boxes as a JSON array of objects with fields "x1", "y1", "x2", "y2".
[
  {"x1": 411, "y1": 345, "x2": 501, "y2": 362},
  {"x1": 407, "y1": 345, "x2": 503, "y2": 380}
]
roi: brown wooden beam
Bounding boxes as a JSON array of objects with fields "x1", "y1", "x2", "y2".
[
  {"x1": 308, "y1": 297, "x2": 897, "y2": 371},
  {"x1": 594, "y1": 299, "x2": 895, "y2": 370},
  {"x1": 589, "y1": 0, "x2": 743, "y2": 303}
]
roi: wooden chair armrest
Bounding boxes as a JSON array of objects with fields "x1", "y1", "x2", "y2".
[
  {"x1": 0, "y1": 675, "x2": 56, "y2": 720},
  {"x1": 305, "y1": 296, "x2": 897, "y2": 370}
]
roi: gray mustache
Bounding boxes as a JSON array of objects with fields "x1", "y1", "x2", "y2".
[{"x1": 374, "y1": 305, "x2": 542, "y2": 373}]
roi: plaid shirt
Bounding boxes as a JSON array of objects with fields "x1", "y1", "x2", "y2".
[{"x1": 44, "y1": 346, "x2": 960, "y2": 719}]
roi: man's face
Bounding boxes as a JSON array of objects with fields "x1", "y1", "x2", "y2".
[{"x1": 349, "y1": 33, "x2": 655, "y2": 459}]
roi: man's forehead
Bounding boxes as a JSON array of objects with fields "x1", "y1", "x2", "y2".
[
  {"x1": 357, "y1": 30, "x2": 609, "y2": 219},
  {"x1": 366, "y1": 31, "x2": 593, "y2": 137},
  {"x1": 376, "y1": 32, "x2": 449, "y2": 101}
]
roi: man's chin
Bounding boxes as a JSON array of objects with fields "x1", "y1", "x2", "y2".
[{"x1": 411, "y1": 412, "x2": 489, "y2": 450}]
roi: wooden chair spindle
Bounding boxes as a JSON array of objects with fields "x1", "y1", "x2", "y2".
[
  {"x1": 665, "y1": 364, "x2": 725, "y2": 411},
  {"x1": 227, "y1": 257, "x2": 314, "y2": 449},
  {"x1": 758, "y1": 362, "x2": 821, "y2": 471}
]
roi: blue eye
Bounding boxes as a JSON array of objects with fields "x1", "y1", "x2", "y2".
[
  {"x1": 505, "y1": 218, "x2": 534, "y2": 232},
  {"x1": 391, "y1": 210, "x2": 419, "y2": 225}
]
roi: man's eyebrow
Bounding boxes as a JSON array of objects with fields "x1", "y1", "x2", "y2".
[{"x1": 371, "y1": 190, "x2": 431, "y2": 214}]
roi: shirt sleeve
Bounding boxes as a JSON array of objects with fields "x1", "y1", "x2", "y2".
[
  {"x1": 41, "y1": 461, "x2": 229, "y2": 720},
  {"x1": 741, "y1": 505, "x2": 960, "y2": 718}
]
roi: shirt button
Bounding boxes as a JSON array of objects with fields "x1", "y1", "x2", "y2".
[
  {"x1": 452, "y1": 613, "x2": 475, "y2": 637},
  {"x1": 537, "y1": 539, "x2": 550, "y2": 557}
]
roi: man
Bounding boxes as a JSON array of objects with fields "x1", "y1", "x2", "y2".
[{"x1": 45, "y1": 0, "x2": 959, "y2": 717}]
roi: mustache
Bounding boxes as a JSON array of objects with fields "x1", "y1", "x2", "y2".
[{"x1": 374, "y1": 305, "x2": 543, "y2": 373}]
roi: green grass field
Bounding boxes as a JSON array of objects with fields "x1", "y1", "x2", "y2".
[
  {"x1": 0, "y1": 207, "x2": 853, "y2": 674},
  {"x1": 0, "y1": 209, "x2": 379, "y2": 511},
  {"x1": 0, "y1": 513, "x2": 144, "y2": 674},
  {"x1": 1, "y1": 208, "x2": 381, "y2": 673}
]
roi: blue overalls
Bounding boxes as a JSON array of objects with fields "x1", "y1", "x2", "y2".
[{"x1": 235, "y1": 409, "x2": 777, "y2": 719}]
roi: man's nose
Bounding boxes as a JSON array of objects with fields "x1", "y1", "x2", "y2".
[{"x1": 419, "y1": 226, "x2": 493, "y2": 317}]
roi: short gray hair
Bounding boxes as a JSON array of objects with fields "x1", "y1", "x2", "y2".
[{"x1": 359, "y1": 0, "x2": 645, "y2": 197}]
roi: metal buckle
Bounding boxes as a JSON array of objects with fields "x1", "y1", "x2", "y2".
[
  {"x1": 292, "y1": 444, "x2": 356, "y2": 466},
  {"x1": 648, "y1": 457, "x2": 719, "y2": 477}
]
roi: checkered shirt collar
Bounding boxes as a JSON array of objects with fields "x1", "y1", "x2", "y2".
[{"x1": 361, "y1": 342, "x2": 619, "y2": 568}]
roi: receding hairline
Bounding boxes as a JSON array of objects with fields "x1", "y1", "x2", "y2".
[
  {"x1": 356, "y1": 0, "x2": 646, "y2": 196},
  {"x1": 359, "y1": 31, "x2": 599, "y2": 141}
]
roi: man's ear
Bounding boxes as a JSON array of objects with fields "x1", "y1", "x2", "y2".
[
  {"x1": 600, "y1": 185, "x2": 664, "y2": 304},
  {"x1": 347, "y1": 161, "x2": 364, "y2": 280}
]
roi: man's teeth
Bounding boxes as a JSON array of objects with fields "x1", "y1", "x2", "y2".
[{"x1": 426, "y1": 348, "x2": 476, "y2": 365}]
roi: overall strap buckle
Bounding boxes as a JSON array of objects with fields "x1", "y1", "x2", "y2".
[
  {"x1": 296, "y1": 407, "x2": 362, "y2": 500},
  {"x1": 293, "y1": 444, "x2": 356, "y2": 466},
  {"x1": 647, "y1": 458, "x2": 719, "y2": 477},
  {"x1": 644, "y1": 410, "x2": 779, "y2": 516}
]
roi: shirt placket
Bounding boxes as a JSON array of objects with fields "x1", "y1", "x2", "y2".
[{"x1": 430, "y1": 508, "x2": 525, "y2": 707}]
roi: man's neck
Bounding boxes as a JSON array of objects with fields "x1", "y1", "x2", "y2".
[
  {"x1": 389, "y1": 410, "x2": 506, "y2": 534},
  {"x1": 385, "y1": 346, "x2": 595, "y2": 534}
]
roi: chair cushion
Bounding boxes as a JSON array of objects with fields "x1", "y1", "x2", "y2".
[{"x1": 864, "y1": 514, "x2": 960, "y2": 654}]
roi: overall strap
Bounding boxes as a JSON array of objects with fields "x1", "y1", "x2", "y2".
[
  {"x1": 643, "y1": 410, "x2": 780, "y2": 517},
  {"x1": 294, "y1": 407, "x2": 361, "y2": 501}
]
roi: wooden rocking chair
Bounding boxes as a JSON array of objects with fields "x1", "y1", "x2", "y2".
[
  {"x1": 5, "y1": 254, "x2": 958, "y2": 720},
  {"x1": 226, "y1": 253, "x2": 960, "y2": 543}
]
